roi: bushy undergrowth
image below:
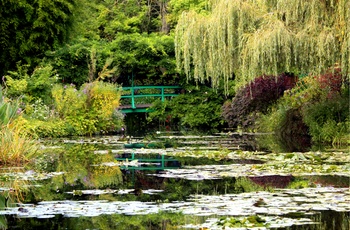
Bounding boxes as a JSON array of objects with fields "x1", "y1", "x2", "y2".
[
  {"x1": 147, "y1": 85, "x2": 226, "y2": 133},
  {"x1": 302, "y1": 90, "x2": 349, "y2": 146},
  {"x1": 24, "y1": 81, "x2": 123, "y2": 137},
  {"x1": 4, "y1": 63, "x2": 57, "y2": 104},
  {"x1": 222, "y1": 73, "x2": 297, "y2": 129},
  {"x1": 258, "y1": 68, "x2": 349, "y2": 150}
]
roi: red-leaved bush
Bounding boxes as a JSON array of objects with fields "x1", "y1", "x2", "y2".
[
  {"x1": 222, "y1": 73, "x2": 297, "y2": 128},
  {"x1": 316, "y1": 67, "x2": 343, "y2": 99}
]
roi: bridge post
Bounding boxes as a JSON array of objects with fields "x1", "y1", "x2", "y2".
[
  {"x1": 131, "y1": 86, "x2": 136, "y2": 109},
  {"x1": 161, "y1": 87, "x2": 165, "y2": 102}
]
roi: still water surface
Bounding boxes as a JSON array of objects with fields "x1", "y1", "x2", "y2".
[{"x1": 1, "y1": 134, "x2": 349, "y2": 229}]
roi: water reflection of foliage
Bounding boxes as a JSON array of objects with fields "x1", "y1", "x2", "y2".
[
  {"x1": 26, "y1": 144, "x2": 122, "y2": 202},
  {"x1": 117, "y1": 173, "x2": 245, "y2": 202},
  {"x1": 0, "y1": 195, "x2": 6, "y2": 230},
  {"x1": 161, "y1": 177, "x2": 272, "y2": 202},
  {"x1": 0, "y1": 167, "x2": 33, "y2": 229},
  {"x1": 6, "y1": 212, "x2": 186, "y2": 230}
]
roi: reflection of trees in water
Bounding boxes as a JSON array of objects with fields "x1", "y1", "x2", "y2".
[
  {"x1": 23, "y1": 144, "x2": 123, "y2": 203},
  {"x1": 5, "y1": 209, "x2": 349, "y2": 230},
  {"x1": 5, "y1": 212, "x2": 185, "y2": 230},
  {"x1": 257, "y1": 109, "x2": 312, "y2": 152},
  {"x1": 249, "y1": 175, "x2": 293, "y2": 188},
  {"x1": 284, "y1": 211, "x2": 350, "y2": 230},
  {"x1": 276, "y1": 109, "x2": 311, "y2": 152},
  {"x1": 0, "y1": 167, "x2": 35, "y2": 229},
  {"x1": 54, "y1": 145, "x2": 122, "y2": 190},
  {"x1": 309, "y1": 175, "x2": 350, "y2": 188}
]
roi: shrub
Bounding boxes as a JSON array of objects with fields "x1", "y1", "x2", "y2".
[
  {"x1": 222, "y1": 73, "x2": 297, "y2": 129},
  {"x1": 22, "y1": 118, "x2": 70, "y2": 138},
  {"x1": 4, "y1": 63, "x2": 57, "y2": 104},
  {"x1": 30, "y1": 81, "x2": 123, "y2": 137},
  {"x1": 316, "y1": 67, "x2": 343, "y2": 98},
  {"x1": 302, "y1": 92, "x2": 349, "y2": 146},
  {"x1": 147, "y1": 85, "x2": 226, "y2": 133},
  {"x1": 24, "y1": 98, "x2": 52, "y2": 121},
  {"x1": 258, "y1": 68, "x2": 348, "y2": 150},
  {"x1": 51, "y1": 84, "x2": 87, "y2": 119}
]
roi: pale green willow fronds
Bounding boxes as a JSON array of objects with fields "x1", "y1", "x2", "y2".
[{"x1": 175, "y1": 0, "x2": 350, "y2": 93}]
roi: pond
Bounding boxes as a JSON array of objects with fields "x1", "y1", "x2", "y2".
[{"x1": 0, "y1": 133, "x2": 349, "y2": 229}]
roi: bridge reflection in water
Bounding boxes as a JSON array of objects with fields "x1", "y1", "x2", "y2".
[
  {"x1": 115, "y1": 152, "x2": 181, "y2": 171},
  {"x1": 115, "y1": 152, "x2": 181, "y2": 187}
]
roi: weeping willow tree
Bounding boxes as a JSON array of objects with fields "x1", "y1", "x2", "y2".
[{"x1": 175, "y1": 0, "x2": 350, "y2": 93}]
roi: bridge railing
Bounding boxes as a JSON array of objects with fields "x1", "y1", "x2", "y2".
[{"x1": 120, "y1": 85, "x2": 181, "y2": 113}]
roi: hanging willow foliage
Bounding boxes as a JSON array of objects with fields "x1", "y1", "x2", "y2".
[{"x1": 175, "y1": 0, "x2": 350, "y2": 93}]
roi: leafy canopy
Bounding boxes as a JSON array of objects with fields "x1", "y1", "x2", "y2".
[
  {"x1": 175, "y1": 0, "x2": 350, "y2": 93},
  {"x1": 0, "y1": 0, "x2": 78, "y2": 76}
]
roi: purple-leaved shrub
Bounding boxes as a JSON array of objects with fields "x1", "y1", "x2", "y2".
[{"x1": 222, "y1": 73, "x2": 297, "y2": 129}]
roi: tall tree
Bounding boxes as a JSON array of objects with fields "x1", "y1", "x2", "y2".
[
  {"x1": 0, "y1": 0, "x2": 78, "y2": 77},
  {"x1": 175, "y1": 0, "x2": 350, "y2": 93},
  {"x1": 96, "y1": 0, "x2": 170, "y2": 38}
]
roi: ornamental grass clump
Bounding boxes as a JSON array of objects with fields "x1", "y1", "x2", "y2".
[
  {"x1": 0, "y1": 126, "x2": 38, "y2": 166},
  {"x1": 0, "y1": 87, "x2": 38, "y2": 166}
]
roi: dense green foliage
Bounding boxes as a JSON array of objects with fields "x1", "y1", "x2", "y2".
[
  {"x1": 1, "y1": 3, "x2": 349, "y2": 229},
  {"x1": 0, "y1": 0, "x2": 348, "y2": 152},
  {"x1": 46, "y1": 27, "x2": 177, "y2": 87},
  {"x1": 4, "y1": 63, "x2": 57, "y2": 104},
  {"x1": 147, "y1": 85, "x2": 226, "y2": 133},
  {"x1": 0, "y1": 0, "x2": 78, "y2": 77},
  {"x1": 22, "y1": 81, "x2": 123, "y2": 137},
  {"x1": 258, "y1": 69, "x2": 349, "y2": 150}
]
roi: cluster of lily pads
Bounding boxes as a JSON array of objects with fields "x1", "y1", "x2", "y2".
[
  {"x1": 0, "y1": 187, "x2": 348, "y2": 229},
  {"x1": 148, "y1": 163, "x2": 349, "y2": 180},
  {"x1": 1, "y1": 135, "x2": 349, "y2": 229}
]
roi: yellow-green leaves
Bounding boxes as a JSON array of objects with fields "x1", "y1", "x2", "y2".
[{"x1": 175, "y1": 0, "x2": 350, "y2": 93}]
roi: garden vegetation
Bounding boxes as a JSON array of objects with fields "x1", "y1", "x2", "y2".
[{"x1": 0, "y1": 0, "x2": 348, "y2": 167}]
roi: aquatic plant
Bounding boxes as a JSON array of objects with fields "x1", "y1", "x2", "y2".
[
  {"x1": 0, "y1": 127, "x2": 38, "y2": 166},
  {"x1": 217, "y1": 215, "x2": 268, "y2": 228}
]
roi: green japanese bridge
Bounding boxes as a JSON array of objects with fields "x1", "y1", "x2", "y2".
[{"x1": 120, "y1": 85, "x2": 181, "y2": 113}]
